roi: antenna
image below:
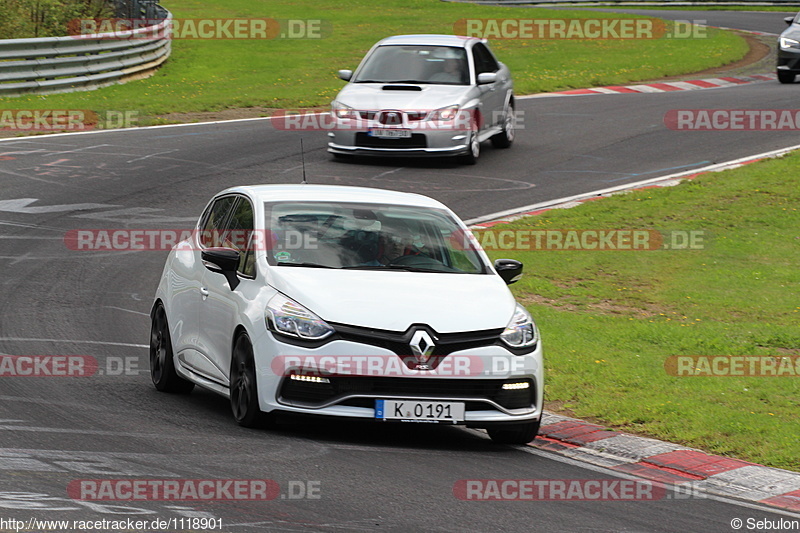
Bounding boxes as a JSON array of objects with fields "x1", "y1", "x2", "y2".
[{"x1": 300, "y1": 138, "x2": 308, "y2": 184}]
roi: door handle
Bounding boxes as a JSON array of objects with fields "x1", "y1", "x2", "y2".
[{"x1": 200, "y1": 287, "x2": 209, "y2": 299}]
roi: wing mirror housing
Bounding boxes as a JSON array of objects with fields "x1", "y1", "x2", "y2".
[
  {"x1": 477, "y1": 72, "x2": 498, "y2": 85},
  {"x1": 201, "y1": 247, "x2": 240, "y2": 290},
  {"x1": 494, "y1": 259, "x2": 523, "y2": 285}
]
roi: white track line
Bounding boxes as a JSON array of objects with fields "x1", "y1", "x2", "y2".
[{"x1": 465, "y1": 142, "x2": 800, "y2": 226}]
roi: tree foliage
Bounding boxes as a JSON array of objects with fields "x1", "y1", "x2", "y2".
[{"x1": 0, "y1": 0, "x2": 113, "y2": 39}]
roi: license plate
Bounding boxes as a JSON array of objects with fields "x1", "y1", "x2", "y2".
[
  {"x1": 369, "y1": 128, "x2": 411, "y2": 138},
  {"x1": 375, "y1": 399, "x2": 465, "y2": 423}
]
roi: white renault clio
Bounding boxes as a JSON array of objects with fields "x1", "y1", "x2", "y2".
[{"x1": 150, "y1": 184, "x2": 543, "y2": 444}]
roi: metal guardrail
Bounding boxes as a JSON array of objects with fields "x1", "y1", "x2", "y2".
[{"x1": 0, "y1": 7, "x2": 171, "y2": 97}]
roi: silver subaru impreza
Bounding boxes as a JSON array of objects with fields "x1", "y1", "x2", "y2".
[{"x1": 328, "y1": 34, "x2": 515, "y2": 164}]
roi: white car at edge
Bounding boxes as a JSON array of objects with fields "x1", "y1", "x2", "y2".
[{"x1": 150, "y1": 184, "x2": 543, "y2": 444}]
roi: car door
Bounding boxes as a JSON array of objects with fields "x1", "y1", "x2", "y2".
[
  {"x1": 471, "y1": 42, "x2": 509, "y2": 131},
  {"x1": 198, "y1": 195, "x2": 256, "y2": 387},
  {"x1": 168, "y1": 195, "x2": 235, "y2": 370},
  {"x1": 172, "y1": 194, "x2": 236, "y2": 385}
]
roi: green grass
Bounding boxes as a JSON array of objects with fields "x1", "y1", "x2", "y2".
[
  {"x1": 480, "y1": 154, "x2": 800, "y2": 471},
  {"x1": 600, "y1": 6, "x2": 798, "y2": 11},
  {"x1": 0, "y1": 0, "x2": 747, "y2": 125}
]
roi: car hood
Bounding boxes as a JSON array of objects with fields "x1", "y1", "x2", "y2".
[
  {"x1": 334, "y1": 83, "x2": 473, "y2": 112},
  {"x1": 782, "y1": 25, "x2": 800, "y2": 40},
  {"x1": 267, "y1": 268, "x2": 515, "y2": 333}
]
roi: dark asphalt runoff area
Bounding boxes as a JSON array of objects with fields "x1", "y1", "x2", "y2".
[{"x1": 1, "y1": 10, "x2": 798, "y2": 533}]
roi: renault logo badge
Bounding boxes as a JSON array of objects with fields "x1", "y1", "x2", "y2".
[{"x1": 409, "y1": 330, "x2": 436, "y2": 364}]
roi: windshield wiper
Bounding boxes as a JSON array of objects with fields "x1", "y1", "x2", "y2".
[
  {"x1": 276, "y1": 262, "x2": 336, "y2": 269},
  {"x1": 341, "y1": 264, "x2": 447, "y2": 273}
]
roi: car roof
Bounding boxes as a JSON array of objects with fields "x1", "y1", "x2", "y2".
[
  {"x1": 218, "y1": 184, "x2": 449, "y2": 210},
  {"x1": 374, "y1": 34, "x2": 480, "y2": 48}
]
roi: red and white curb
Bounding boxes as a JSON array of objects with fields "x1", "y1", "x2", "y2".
[
  {"x1": 521, "y1": 73, "x2": 776, "y2": 98},
  {"x1": 532, "y1": 413, "x2": 800, "y2": 511},
  {"x1": 466, "y1": 142, "x2": 800, "y2": 228}
]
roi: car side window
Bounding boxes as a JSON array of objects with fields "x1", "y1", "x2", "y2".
[
  {"x1": 472, "y1": 43, "x2": 499, "y2": 75},
  {"x1": 199, "y1": 196, "x2": 237, "y2": 248},
  {"x1": 225, "y1": 198, "x2": 256, "y2": 278}
]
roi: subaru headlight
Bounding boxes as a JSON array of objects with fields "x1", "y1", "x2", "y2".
[
  {"x1": 267, "y1": 294, "x2": 334, "y2": 340},
  {"x1": 332, "y1": 101, "x2": 358, "y2": 120},
  {"x1": 427, "y1": 105, "x2": 459, "y2": 121},
  {"x1": 500, "y1": 303, "x2": 539, "y2": 349},
  {"x1": 780, "y1": 37, "x2": 800, "y2": 50}
]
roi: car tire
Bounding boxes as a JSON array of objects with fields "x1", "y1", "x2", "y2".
[
  {"x1": 460, "y1": 116, "x2": 481, "y2": 165},
  {"x1": 487, "y1": 418, "x2": 541, "y2": 445},
  {"x1": 778, "y1": 70, "x2": 796, "y2": 84},
  {"x1": 150, "y1": 304, "x2": 195, "y2": 394},
  {"x1": 490, "y1": 103, "x2": 515, "y2": 149},
  {"x1": 230, "y1": 332, "x2": 271, "y2": 428}
]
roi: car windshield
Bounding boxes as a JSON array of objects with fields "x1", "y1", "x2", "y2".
[
  {"x1": 353, "y1": 45, "x2": 469, "y2": 85},
  {"x1": 264, "y1": 201, "x2": 486, "y2": 273}
]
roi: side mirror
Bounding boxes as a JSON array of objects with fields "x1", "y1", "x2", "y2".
[
  {"x1": 202, "y1": 247, "x2": 240, "y2": 290},
  {"x1": 494, "y1": 259, "x2": 523, "y2": 285},
  {"x1": 786, "y1": 16, "x2": 795, "y2": 25},
  {"x1": 477, "y1": 72, "x2": 497, "y2": 85},
  {"x1": 338, "y1": 69, "x2": 353, "y2": 81}
]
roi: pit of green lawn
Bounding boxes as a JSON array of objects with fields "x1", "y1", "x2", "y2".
[
  {"x1": 481, "y1": 153, "x2": 800, "y2": 471},
  {"x1": 0, "y1": 0, "x2": 746, "y2": 124}
]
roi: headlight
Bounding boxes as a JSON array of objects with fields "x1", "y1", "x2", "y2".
[
  {"x1": 266, "y1": 294, "x2": 334, "y2": 340},
  {"x1": 500, "y1": 303, "x2": 539, "y2": 349},
  {"x1": 331, "y1": 101, "x2": 358, "y2": 119},
  {"x1": 427, "y1": 105, "x2": 459, "y2": 121},
  {"x1": 780, "y1": 37, "x2": 800, "y2": 49}
]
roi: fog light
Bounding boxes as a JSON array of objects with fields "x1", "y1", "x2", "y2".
[
  {"x1": 502, "y1": 381, "x2": 530, "y2": 390},
  {"x1": 290, "y1": 374, "x2": 330, "y2": 384}
]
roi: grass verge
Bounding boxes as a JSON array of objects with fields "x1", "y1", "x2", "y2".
[
  {"x1": 0, "y1": 0, "x2": 747, "y2": 125},
  {"x1": 480, "y1": 153, "x2": 800, "y2": 471},
  {"x1": 599, "y1": 6, "x2": 798, "y2": 12}
]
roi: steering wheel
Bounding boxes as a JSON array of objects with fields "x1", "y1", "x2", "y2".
[{"x1": 388, "y1": 254, "x2": 443, "y2": 268}]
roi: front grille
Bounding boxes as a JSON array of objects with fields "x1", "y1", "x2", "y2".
[
  {"x1": 333, "y1": 323, "x2": 504, "y2": 358},
  {"x1": 355, "y1": 132, "x2": 427, "y2": 149},
  {"x1": 279, "y1": 377, "x2": 535, "y2": 411}
]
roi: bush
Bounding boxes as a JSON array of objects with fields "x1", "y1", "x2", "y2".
[{"x1": 0, "y1": 0, "x2": 112, "y2": 39}]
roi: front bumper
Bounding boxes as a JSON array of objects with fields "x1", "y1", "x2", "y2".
[
  {"x1": 253, "y1": 334, "x2": 544, "y2": 427},
  {"x1": 327, "y1": 117, "x2": 472, "y2": 158},
  {"x1": 777, "y1": 46, "x2": 800, "y2": 73}
]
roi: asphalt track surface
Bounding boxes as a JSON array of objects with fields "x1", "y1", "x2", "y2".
[{"x1": 1, "y1": 10, "x2": 798, "y2": 533}]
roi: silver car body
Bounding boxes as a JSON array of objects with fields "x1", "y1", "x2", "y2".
[{"x1": 328, "y1": 34, "x2": 514, "y2": 158}]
